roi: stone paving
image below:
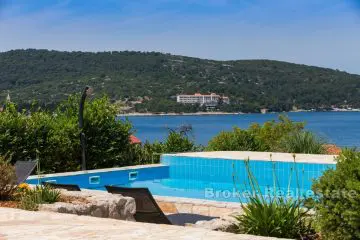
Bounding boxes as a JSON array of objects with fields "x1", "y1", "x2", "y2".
[{"x1": 0, "y1": 208, "x2": 290, "y2": 240}]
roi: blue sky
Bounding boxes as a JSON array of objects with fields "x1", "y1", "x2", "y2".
[{"x1": 1, "y1": 0, "x2": 360, "y2": 73}]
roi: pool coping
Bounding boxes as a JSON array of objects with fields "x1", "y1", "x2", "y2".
[
  {"x1": 27, "y1": 164, "x2": 166, "y2": 179},
  {"x1": 163, "y1": 151, "x2": 338, "y2": 164},
  {"x1": 28, "y1": 151, "x2": 337, "y2": 180}
]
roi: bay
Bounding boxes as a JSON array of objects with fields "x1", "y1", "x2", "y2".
[{"x1": 120, "y1": 112, "x2": 360, "y2": 147}]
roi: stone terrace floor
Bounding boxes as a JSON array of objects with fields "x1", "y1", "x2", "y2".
[{"x1": 0, "y1": 208, "x2": 289, "y2": 240}]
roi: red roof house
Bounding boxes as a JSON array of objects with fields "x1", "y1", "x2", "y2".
[{"x1": 130, "y1": 135, "x2": 141, "y2": 144}]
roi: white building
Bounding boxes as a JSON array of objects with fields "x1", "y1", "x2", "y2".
[{"x1": 176, "y1": 93, "x2": 229, "y2": 105}]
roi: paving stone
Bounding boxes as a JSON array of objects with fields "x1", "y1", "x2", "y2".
[
  {"x1": 157, "y1": 202, "x2": 178, "y2": 213},
  {"x1": 0, "y1": 208, "x2": 290, "y2": 240},
  {"x1": 174, "y1": 203, "x2": 193, "y2": 214}
]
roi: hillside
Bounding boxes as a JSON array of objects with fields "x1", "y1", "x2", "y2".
[{"x1": 0, "y1": 49, "x2": 359, "y2": 113}]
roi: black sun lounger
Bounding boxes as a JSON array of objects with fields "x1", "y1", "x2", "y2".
[
  {"x1": 14, "y1": 160, "x2": 37, "y2": 184},
  {"x1": 43, "y1": 182, "x2": 81, "y2": 191},
  {"x1": 105, "y1": 185, "x2": 172, "y2": 225}
]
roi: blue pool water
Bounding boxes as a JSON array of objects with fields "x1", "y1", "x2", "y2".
[{"x1": 27, "y1": 155, "x2": 335, "y2": 203}]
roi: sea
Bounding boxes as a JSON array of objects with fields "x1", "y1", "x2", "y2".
[{"x1": 119, "y1": 112, "x2": 360, "y2": 147}]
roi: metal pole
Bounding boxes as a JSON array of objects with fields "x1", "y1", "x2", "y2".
[{"x1": 79, "y1": 86, "x2": 89, "y2": 170}]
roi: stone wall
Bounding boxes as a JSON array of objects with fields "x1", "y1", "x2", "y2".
[{"x1": 39, "y1": 189, "x2": 136, "y2": 221}]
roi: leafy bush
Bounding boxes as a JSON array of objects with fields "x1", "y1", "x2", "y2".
[
  {"x1": 162, "y1": 131, "x2": 197, "y2": 153},
  {"x1": 127, "y1": 141, "x2": 164, "y2": 165},
  {"x1": 248, "y1": 115, "x2": 305, "y2": 151},
  {"x1": 18, "y1": 185, "x2": 61, "y2": 211},
  {"x1": 78, "y1": 96, "x2": 132, "y2": 168},
  {"x1": 207, "y1": 127, "x2": 260, "y2": 151},
  {"x1": 233, "y1": 158, "x2": 315, "y2": 239},
  {"x1": 126, "y1": 130, "x2": 199, "y2": 165},
  {"x1": 312, "y1": 150, "x2": 360, "y2": 240},
  {"x1": 207, "y1": 115, "x2": 318, "y2": 153},
  {"x1": 0, "y1": 95, "x2": 133, "y2": 173},
  {"x1": 279, "y1": 131, "x2": 325, "y2": 154},
  {"x1": 0, "y1": 156, "x2": 17, "y2": 200}
]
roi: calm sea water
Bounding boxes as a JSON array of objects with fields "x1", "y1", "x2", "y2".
[{"x1": 120, "y1": 112, "x2": 360, "y2": 147}]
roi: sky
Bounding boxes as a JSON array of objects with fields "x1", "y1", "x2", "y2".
[{"x1": 1, "y1": 0, "x2": 360, "y2": 74}]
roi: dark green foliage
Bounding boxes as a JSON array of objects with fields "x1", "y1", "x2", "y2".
[
  {"x1": 162, "y1": 131, "x2": 197, "y2": 153},
  {"x1": 79, "y1": 96, "x2": 133, "y2": 168},
  {"x1": 312, "y1": 150, "x2": 360, "y2": 240},
  {"x1": 248, "y1": 115, "x2": 305, "y2": 151},
  {"x1": 207, "y1": 115, "x2": 306, "y2": 152},
  {"x1": 124, "y1": 141, "x2": 164, "y2": 165},
  {"x1": 0, "y1": 95, "x2": 132, "y2": 173},
  {"x1": 1, "y1": 94, "x2": 200, "y2": 172},
  {"x1": 128, "y1": 131, "x2": 199, "y2": 165},
  {"x1": 279, "y1": 131, "x2": 325, "y2": 154},
  {"x1": 1, "y1": 49, "x2": 360, "y2": 113},
  {"x1": 207, "y1": 127, "x2": 260, "y2": 151}
]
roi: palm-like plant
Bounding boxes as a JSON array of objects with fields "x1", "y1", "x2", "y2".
[
  {"x1": 233, "y1": 157, "x2": 316, "y2": 239},
  {"x1": 279, "y1": 131, "x2": 325, "y2": 154},
  {"x1": 235, "y1": 196, "x2": 314, "y2": 238}
]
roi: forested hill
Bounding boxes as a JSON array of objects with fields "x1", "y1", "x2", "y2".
[{"x1": 0, "y1": 49, "x2": 359, "y2": 113}]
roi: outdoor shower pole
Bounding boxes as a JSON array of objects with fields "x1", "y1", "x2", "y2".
[{"x1": 79, "y1": 86, "x2": 91, "y2": 170}]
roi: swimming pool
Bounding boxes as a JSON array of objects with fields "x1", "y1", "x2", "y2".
[{"x1": 27, "y1": 152, "x2": 336, "y2": 203}]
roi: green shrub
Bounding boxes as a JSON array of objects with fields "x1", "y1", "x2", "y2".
[
  {"x1": 207, "y1": 127, "x2": 260, "y2": 151},
  {"x1": 208, "y1": 116, "x2": 326, "y2": 154},
  {"x1": 279, "y1": 131, "x2": 325, "y2": 154},
  {"x1": 233, "y1": 158, "x2": 315, "y2": 239},
  {"x1": 127, "y1": 141, "x2": 164, "y2": 165},
  {"x1": 312, "y1": 150, "x2": 360, "y2": 240},
  {"x1": 248, "y1": 115, "x2": 305, "y2": 151},
  {"x1": 235, "y1": 197, "x2": 315, "y2": 239},
  {"x1": 0, "y1": 157, "x2": 17, "y2": 200},
  {"x1": 0, "y1": 95, "x2": 133, "y2": 173},
  {"x1": 162, "y1": 131, "x2": 197, "y2": 153},
  {"x1": 35, "y1": 185, "x2": 61, "y2": 203},
  {"x1": 18, "y1": 185, "x2": 61, "y2": 211},
  {"x1": 80, "y1": 96, "x2": 132, "y2": 169},
  {"x1": 127, "y1": 130, "x2": 199, "y2": 165}
]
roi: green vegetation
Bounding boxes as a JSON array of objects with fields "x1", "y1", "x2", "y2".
[
  {"x1": 234, "y1": 159, "x2": 315, "y2": 239},
  {"x1": 235, "y1": 197, "x2": 315, "y2": 239},
  {"x1": 279, "y1": 131, "x2": 325, "y2": 154},
  {"x1": 207, "y1": 127, "x2": 260, "y2": 151},
  {"x1": 207, "y1": 115, "x2": 310, "y2": 152},
  {"x1": 128, "y1": 130, "x2": 199, "y2": 165},
  {"x1": 312, "y1": 150, "x2": 360, "y2": 240},
  {"x1": 0, "y1": 95, "x2": 198, "y2": 173},
  {"x1": 161, "y1": 130, "x2": 198, "y2": 153},
  {"x1": 0, "y1": 95, "x2": 132, "y2": 173},
  {"x1": 18, "y1": 185, "x2": 61, "y2": 211},
  {"x1": 1, "y1": 49, "x2": 360, "y2": 113},
  {"x1": 0, "y1": 157, "x2": 17, "y2": 200}
]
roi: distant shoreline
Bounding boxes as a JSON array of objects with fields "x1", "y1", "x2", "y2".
[
  {"x1": 117, "y1": 109, "x2": 360, "y2": 117},
  {"x1": 117, "y1": 112, "x2": 242, "y2": 117}
]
